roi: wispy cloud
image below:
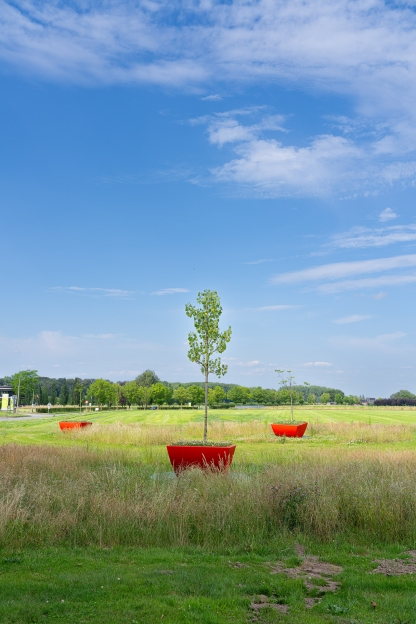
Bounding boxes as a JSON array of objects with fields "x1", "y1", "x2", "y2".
[
  {"x1": 272, "y1": 254, "x2": 416, "y2": 284},
  {"x1": 201, "y1": 94, "x2": 222, "y2": 101},
  {"x1": 249, "y1": 305, "x2": 300, "y2": 311},
  {"x1": 303, "y1": 361, "x2": 333, "y2": 367},
  {"x1": 379, "y1": 207, "x2": 398, "y2": 222},
  {"x1": 243, "y1": 259, "x2": 274, "y2": 265},
  {"x1": 319, "y1": 273, "x2": 416, "y2": 294},
  {"x1": 151, "y1": 288, "x2": 190, "y2": 296},
  {"x1": 333, "y1": 314, "x2": 372, "y2": 324},
  {"x1": 51, "y1": 286, "x2": 135, "y2": 298},
  {"x1": 330, "y1": 225, "x2": 416, "y2": 249}
]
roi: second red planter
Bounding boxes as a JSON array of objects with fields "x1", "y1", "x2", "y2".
[
  {"x1": 271, "y1": 422, "x2": 308, "y2": 438},
  {"x1": 166, "y1": 444, "x2": 236, "y2": 475}
]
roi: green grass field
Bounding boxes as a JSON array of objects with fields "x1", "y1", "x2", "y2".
[{"x1": 1, "y1": 407, "x2": 416, "y2": 623}]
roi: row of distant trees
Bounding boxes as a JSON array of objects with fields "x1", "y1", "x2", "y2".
[
  {"x1": 8, "y1": 369, "x2": 415, "y2": 408},
  {"x1": 3, "y1": 369, "x2": 362, "y2": 408}
]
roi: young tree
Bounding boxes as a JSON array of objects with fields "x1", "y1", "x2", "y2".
[
  {"x1": 275, "y1": 372, "x2": 309, "y2": 422},
  {"x1": 138, "y1": 385, "x2": 152, "y2": 409},
  {"x1": 335, "y1": 393, "x2": 344, "y2": 404},
  {"x1": 185, "y1": 290, "x2": 232, "y2": 442},
  {"x1": 173, "y1": 386, "x2": 189, "y2": 407},
  {"x1": 251, "y1": 386, "x2": 266, "y2": 404},
  {"x1": 227, "y1": 385, "x2": 251, "y2": 404},
  {"x1": 307, "y1": 393, "x2": 316, "y2": 404},
  {"x1": 123, "y1": 381, "x2": 140, "y2": 407},
  {"x1": 113, "y1": 383, "x2": 123, "y2": 409},
  {"x1": 212, "y1": 385, "x2": 226, "y2": 404},
  {"x1": 12, "y1": 370, "x2": 39, "y2": 408},
  {"x1": 187, "y1": 385, "x2": 205, "y2": 407},
  {"x1": 89, "y1": 379, "x2": 113, "y2": 409},
  {"x1": 320, "y1": 392, "x2": 331, "y2": 404},
  {"x1": 151, "y1": 382, "x2": 170, "y2": 406}
]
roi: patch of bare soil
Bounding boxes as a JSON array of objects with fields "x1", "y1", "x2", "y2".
[
  {"x1": 249, "y1": 596, "x2": 289, "y2": 613},
  {"x1": 371, "y1": 550, "x2": 416, "y2": 576},
  {"x1": 268, "y1": 544, "x2": 343, "y2": 609},
  {"x1": 228, "y1": 561, "x2": 246, "y2": 569}
]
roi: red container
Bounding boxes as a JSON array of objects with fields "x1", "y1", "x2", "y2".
[
  {"x1": 271, "y1": 422, "x2": 308, "y2": 438},
  {"x1": 166, "y1": 444, "x2": 236, "y2": 474},
  {"x1": 59, "y1": 421, "x2": 92, "y2": 431}
]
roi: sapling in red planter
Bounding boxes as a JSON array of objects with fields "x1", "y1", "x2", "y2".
[
  {"x1": 166, "y1": 290, "x2": 235, "y2": 474},
  {"x1": 270, "y1": 370, "x2": 309, "y2": 438}
]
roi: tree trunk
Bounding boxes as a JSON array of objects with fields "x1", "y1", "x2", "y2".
[{"x1": 204, "y1": 370, "x2": 208, "y2": 443}]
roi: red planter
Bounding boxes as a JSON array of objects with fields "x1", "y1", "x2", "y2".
[
  {"x1": 59, "y1": 421, "x2": 92, "y2": 431},
  {"x1": 166, "y1": 445, "x2": 236, "y2": 474},
  {"x1": 271, "y1": 422, "x2": 308, "y2": 438}
]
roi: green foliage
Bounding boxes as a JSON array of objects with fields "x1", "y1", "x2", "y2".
[
  {"x1": 173, "y1": 385, "x2": 189, "y2": 406},
  {"x1": 185, "y1": 290, "x2": 232, "y2": 380},
  {"x1": 123, "y1": 381, "x2": 140, "y2": 406},
  {"x1": 391, "y1": 389, "x2": 416, "y2": 399},
  {"x1": 89, "y1": 379, "x2": 114, "y2": 408},
  {"x1": 138, "y1": 385, "x2": 152, "y2": 408},
  {"x1": 135, "y1": 369, "x2": 160, "y2": 387},
  {"x1": 307, "y1": 393, "x2": 316, "y2": 404},
  {"x1": 320, "y1": 392, "x2": 331, "y2": 404},
  {"x1": 209, "y1": 385, "x2": 226, "y2": 405},
  {"x1": 151, "y1": 382, "x2": 171, "y2": 406},
  {"x1": 227, "y1": 385, "x2": 251, "y2": 404},
  {"x1": 187, "y1": 384, "x2": 205, "y2": 406},
  {"x1": 185, "y1": 290, "x2": 232, "y2": 441},
  {"x1": 12, "y1": 370, "x2": 38, "y2": 406},
  {"x1": 60, "y1": 379, "x2": 69, "y2": 406},
  {"x1": 335, "y1": 393, "x2": 344, "y2": 404}
]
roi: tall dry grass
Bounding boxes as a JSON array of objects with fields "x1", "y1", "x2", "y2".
[
  {"x1": 65, "y1": 420, "x2": 414, "y2": 446},
  {"x1": 0, "y1": 443, "x2": 415, "y2": 549}
]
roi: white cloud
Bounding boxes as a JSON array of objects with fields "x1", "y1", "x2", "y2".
[
  {"x1": 210, "y1": 127, "x2": 363, "y2": 196},
  {"x1": 379, "y1": 207, "x2": 398, "y2": 222},
  {"x1": 330, "y1": 225, "x2": 416, "y2": 249},
  {"x1": 319, "y1": 273, "x2": 416, "y2": 294},
  {"x1": 151, "y1": 288, "x2": 190, "y2": 295},
  {"x1": 249, "y1": 305, "x2": 300, "y2": 311},
  {"x1": 303, "y1": 361, "x2": 333, "y2": 367},
  {"x1": 272, "y1": 254, "x2": 416, "y2": 284},
  {"x1": 333, "y1": 314, "x2": 372, "y2": 324},
  {"x1": 243, "y1": 259, "x2": 274, "y2": 265},
  {"x1": 235, "y1": 360, "x2": 261, "y2": 367},
  {"x1": 4, "y1": 2, "x2": 416, "y2": 194},
  {"x1": 51, "y1": 286, "x2": 135, "y2": 298}
]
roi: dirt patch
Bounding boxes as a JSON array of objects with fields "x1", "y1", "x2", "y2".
[
  {"x1": 304, "y1": 597, "x2": 319, "y2": 609},
  {"x1": 371, "y1": 551, "x2": 416, "y2": 576},
  {"x1": 229, "y1": 561, "x2": 246, "y2": 569},
  {"x1": 269, "y1": 544, "x2": 343, "y2": 609},
  {"x1": 250, "y1": 595, "x2": 289, "y2": 613}
]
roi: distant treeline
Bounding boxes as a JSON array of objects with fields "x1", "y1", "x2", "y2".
[
  {"x1": 1, "y1": 370, "x2": 350, "y2": 407},
  {"x1": 375, "y1": 398, "x2": 416, "y2": 406}
]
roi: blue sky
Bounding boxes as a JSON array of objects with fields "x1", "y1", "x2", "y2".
[{"x1": 1, "y1": 0, "x2": 416, "y2": 396}]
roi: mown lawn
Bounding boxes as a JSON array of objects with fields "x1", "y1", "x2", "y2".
[
  {"x1": 1, "y1": 408, "x2": 415, "y2": 623},
  {"x1": 1, "y1": 406, "x2": 416, "y2": 448}
]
